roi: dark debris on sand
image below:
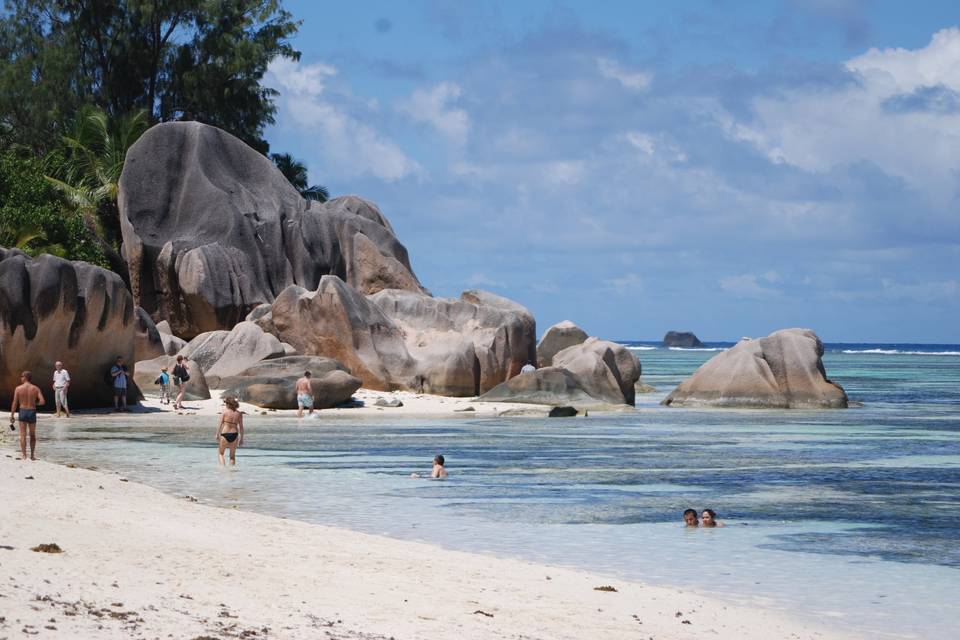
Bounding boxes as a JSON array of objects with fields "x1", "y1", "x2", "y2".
[{"x1": 31, "y1": 543, "x2": 62, "y2": 553}]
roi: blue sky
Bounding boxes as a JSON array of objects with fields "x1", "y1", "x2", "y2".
[{"x1": 264, "y1": 0, "x2": 960, "y2": 343}]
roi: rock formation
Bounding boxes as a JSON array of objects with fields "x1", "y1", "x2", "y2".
[
  {"x1": 662, "y1": 328, "x2": 847, "y2": 409},
  {"x1": 133, "y1": 355, "x2": 211, "y2": 401},
  {"x1": 254, "y1": 278, "x2": 536, "y2": 396},
  {"x1": 219, "y1": 356, "x2": 361, "y2": 409},
  {"x1": 133, "y1": 307, "x2": 165, "y2": 362},
  {"x1": 177, "y1": 321, "x2": 286, "y2": 388},
  {"x1": 536, "y1": 320, "x2": 588, "y2": 367},
  {"x1": 119, "y1": 121, "x2": 424, "y2": 339},
  {"x1": 479, "y1": 338, "x2": 640, "y2": 408},
  {"x1": 0, "y1": 249, "x2": 138, "y2": 409},
  {"x1": 663, "y1": 331, "x2": 704, "y2": 348}
]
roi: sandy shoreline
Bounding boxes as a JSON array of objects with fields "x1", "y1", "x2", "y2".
[{"x1": 0, "y1": 453, "x2": 862, "y2": 639}]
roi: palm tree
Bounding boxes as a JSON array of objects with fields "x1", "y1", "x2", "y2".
[
  {"x1": 44, "y1": 106, "x2": 149, "y2": 281},
  {"x1": 270, "y1": 152, "x2": 330, "y2": 202},
  {"x1": 0, "y1": 221, "x2": 66, "y2": 257}
]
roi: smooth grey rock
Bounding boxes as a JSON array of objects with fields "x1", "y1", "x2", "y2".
[
  {"x1": 134, "y1": 306, "x2": 165, "y2": 362},
  {"x1": 663, "y1": 331, "x2": 704, "y2": 348},
  {"x1": 635, "y1": 380, "x2": 657, "y2": 394},
  {"x1": 662, "y1": 328, "x2": 847, "y2": 409},
  {"x1": 374, "y1": 397, "x2": 404, "y2": 408},
  {"x1": 552, "y1": 338, "x2": 641, "y2": 406},
  {"x1": 0, "y1": 249, "x2": 138, "y2": 409},
  {"x1": 155, "y1": 320, "x2": 172, "y2": 335},
  {"x1": 119, "y1": 121, "x2": 424, "y2": 339},
  {"x1": 537, "y1": 320, "x2": 588, "y2": 367},
  {"x1": 179, "y1": 321, "x2": 286, "y2": 388},
  {"x1": 160, "y1": 332, "x2": 186, "y2": 356},
  {"x1": 219, "y1": 356, "x2": 361, "y2": 410},
  {"x1": 133, "y1": 355, "x2": 210, "y2": 401},
  {"x1": 477, "y1": 368, "x2": 603, "y2": 407}
]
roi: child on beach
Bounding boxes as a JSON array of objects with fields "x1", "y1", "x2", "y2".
[{"x1": 155, "y1": 367, "x2": 171, "y2": 404}]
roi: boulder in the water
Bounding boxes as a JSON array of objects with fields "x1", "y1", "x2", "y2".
[{"x1": 662, "y1": 328, "x2": 847, "y2": 409}]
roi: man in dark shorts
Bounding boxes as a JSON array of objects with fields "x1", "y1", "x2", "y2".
[{"x1": 9, "y1": 371, "x2": 45, "y2": 460}]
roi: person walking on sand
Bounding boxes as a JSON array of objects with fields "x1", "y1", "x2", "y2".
[
  {"x1": 155, "y1": 366, "x2": 171, "y2": 405},
  {"x1": 111, "y1": 356, "x2": 130, "y2": 412},
  {"x1": 216, "y1": 397, "x2": 244, "y2": 466},
  {"x1": 9, "y1": 371, "x2": 45, "y2": 460},
  {"x1": 172, "y1": 355, "x2": 190, "y2": 410},
  {"x1": 52, "y1": 361, "x2": 70, "y2": 418},
  {"x1": 296, "y1": 371, "x2": 314, "y2": 418}
]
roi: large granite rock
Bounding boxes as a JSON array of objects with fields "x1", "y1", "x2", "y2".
[
  {"x1": 160, "y1": 332, "x2": 186, "y2": 356},
  {"x1": 0, "y1": 249, "x2": 138, "y2": 409},
  {"x1": 256, "y1": 277, "x2": 537, "y2": 396},
  {"x1": 663, "y1": 331, "x2": 704, "y2": 348},
  {"x1": 479, "y1": 338, "x2": 640, "y2": 407},
  {"x1": 133, "y1": 355, "x2": 211, "y2": 401},
  {"x1": 177, "y1": 321, "x2": 285, "y2": 388},
  {"x1": 219, "y1": 356, "x2": 361, "y2": 409},
  {"x1": 662, "y1": 328, "x2": 848, "y2": 409},
  {"x1": 119, "y1": 121, "x2": 424, "y2": 339},
  {"x1": 537, "y1": 320, "x2": 588, "y2": 367},
  {"x1": 551, "y1": 338, "x2": 641, "y2": 405},
  {"x1": 134, "y1": 306, "x2": 165, "y2": 362}
]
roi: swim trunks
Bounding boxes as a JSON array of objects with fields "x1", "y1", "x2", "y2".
[
  {"x1": 297, "y1": 393, "x2": 314, "y2": 409},
  {"x1": 18, "y1": 408, "x2": 37, "y2": 424}
]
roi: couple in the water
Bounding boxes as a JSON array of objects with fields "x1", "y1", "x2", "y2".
[{"x1": 683, "y1": 508, "x2": 724, "y2": 527}]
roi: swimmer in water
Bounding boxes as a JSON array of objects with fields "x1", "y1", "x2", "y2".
[
  {"x1": 410, "y1": 454, "x2": 450, "y2": 479},
  {"x1": 683, "y1": 508, "x2": 699, "y2": 527},
  {"x1": 701, "y1": 508, "x2": 724, "y2": 527}
]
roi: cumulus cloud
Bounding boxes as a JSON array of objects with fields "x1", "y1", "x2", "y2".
[
  {"x1": 398, "y1": 82, "x2": 470, "y2": 145},
  {"x1": 266, "y1": 59, "x2": 422, "y2": 182},
  {"x1": 597, "y1": 57, "x2": 651, "y2": 91},
  {"x1": 719, "y1": 274, "x2": 782, "y2": 299}
]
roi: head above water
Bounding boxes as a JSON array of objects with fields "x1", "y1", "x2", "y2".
[
  {"x1": 434, "y1": 454, "x2": 445, "y2": 466},
  {"x1": 683, "y1": 508, "x2": 698, "y2": 526},
  {"x1": 701, "y1": 509, "x2": 718, "y2": 527}
]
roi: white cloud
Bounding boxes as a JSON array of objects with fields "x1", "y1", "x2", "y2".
[
  {"x1": 465, "y1": 272, "x2": 505, "y2": 288},
  {"x1": 398, "y1": 82, "x2": 470, "y2": 145},
  {"x1": 719, "y1": 274, "x2": 782, "y2": 299},
  {"x1": 727, "y1": 28, "x2": 960, "y2": 203},
  {"x1": 596, "y1": 57, "x2": 651, "y2": 91},
  {"x1": 605, "y1": 273, "x2": 643, "y2": 296},
  {"x1": 623, "y1": 131, "x2": 688, "y2": 162},
  {"x1": 266, "y1": 59, "x2": 421, "y2": 182}
]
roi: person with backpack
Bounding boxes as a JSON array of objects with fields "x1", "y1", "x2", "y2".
[
  {"x1": 172, "y1": 355, "x2": 190, "y2": 410},
  {"x1": 110, "y1": 356, "x2": 130, "y2": 412}
]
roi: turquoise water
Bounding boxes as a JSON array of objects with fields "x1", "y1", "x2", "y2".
[{"x1": 23, "y1": 345, "x2": 960, "y2": 639}]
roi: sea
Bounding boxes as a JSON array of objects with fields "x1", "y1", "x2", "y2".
[{"x1": 21, "y1": 342, "x2": 960, "y2": 639}]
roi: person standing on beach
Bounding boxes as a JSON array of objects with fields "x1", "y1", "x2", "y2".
[
  {"x1": 9, "y1": 371, "x2": 45, "y2": 460},
  {"x1": 172, "y1": 356, "x2": 190, "y2": 410},
  {"x1": 52, "y1": 361, "x2": 70, "y2": 418},
  {"x1": 296, "y1": 371, "x2": 313, "y2": 418},
  {"x1": 111, "y1": 356, "x2": 130, "y2": 412},
  {"x1": 216, "y1": 397, "x2": 244, "y2": 465},
  {"x1": 520, "y1": 362, "x2": 536, "y2": 374}
]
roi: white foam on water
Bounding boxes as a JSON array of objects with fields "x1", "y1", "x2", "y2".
[
  {"x1": 841, "y1": 349, "x2": 960, "y2": 356},
  {"x1": 668, "y1": 346, "x2": 723, "y2": 351}
]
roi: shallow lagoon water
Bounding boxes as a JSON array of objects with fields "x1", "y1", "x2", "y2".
[{"x1": 25, "y1": 346, "x2": 960, "y2": 639}]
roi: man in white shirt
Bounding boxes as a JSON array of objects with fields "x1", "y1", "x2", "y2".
[
  {"x1": 520, "y1": 362, "x2": 536, "y2": 374},
  {"x1": 52, "y1": 361, "x2": 71, "y2": 418}
]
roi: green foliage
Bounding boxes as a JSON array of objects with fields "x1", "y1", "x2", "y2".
[
  {"x1": 271, "y1": 152, "x2": 329, "y2": 202},
  {"x1": 0, "y1": 152, "x2": 105, "y2": 264},
  {"x1": 0, "y1": 0, "x2": 300, "y2": 154}
]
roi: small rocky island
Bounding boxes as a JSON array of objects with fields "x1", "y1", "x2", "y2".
[{"x1": 663, "y1": 331, "x2": 704, "y2": 348}]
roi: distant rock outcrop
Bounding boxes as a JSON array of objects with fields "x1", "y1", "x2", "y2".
[
  {"x1": 663, "y1": 331, "x2": 704, "y2": 348},
  {"x1": 537, "y1": 320, "x2": 588, "y2": 367},
  {"x1": 662, "y1": 328, "x2": 847, "y2": 409},
  {"x1": 219, "y1": 356, "x2": 361, "y2": 409},
  {"x1": 0, "y1": 249, "x2": 137, "y2": 409},
  {"x1": 254, "y1": 277, "x2": 536, "y2": 396},
  {"x1": 119, "y1": 121, "x2": 424, "y2": 339}
]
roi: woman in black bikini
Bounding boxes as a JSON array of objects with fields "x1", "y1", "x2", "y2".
[{"x1": 216, "y1": 397, "x2": 244, "y2": 466}]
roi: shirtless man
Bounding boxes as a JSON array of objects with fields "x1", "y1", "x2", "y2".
[
  {"x1": 9, "y1": 371, "x2": 45, "y2": 460},
  {"x1": 295, "y1": 371, "x2": 314, "y2": 418}
]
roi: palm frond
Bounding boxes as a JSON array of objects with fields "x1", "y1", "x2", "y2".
[{"x1": 301, "y1": 185, "x2": 329, "y2": 202}]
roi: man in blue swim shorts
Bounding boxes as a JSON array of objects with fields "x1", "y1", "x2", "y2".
[
  {"x1": 9, "y1": 371, "x2": 45, "y2": 460},
  {"x1": 295, "y1": 371, "x2": 314, "y2": 418}
]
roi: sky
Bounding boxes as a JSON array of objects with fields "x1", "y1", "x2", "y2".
[{"x1": 263, "y1": 0, "x2": 960, "y2": 343}]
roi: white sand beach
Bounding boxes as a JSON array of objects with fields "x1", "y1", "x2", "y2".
[
  {"x1": 0, "y1": 454, "x2": 861, "y2": 640},
  {"x1": 132, "y1": 387, "x2": 615, "y2": 419}
]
